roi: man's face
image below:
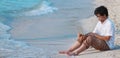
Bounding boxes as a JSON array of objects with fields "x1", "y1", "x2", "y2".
[{"x1": 96, "y1": 14, "x2": 107, "y2": 23}]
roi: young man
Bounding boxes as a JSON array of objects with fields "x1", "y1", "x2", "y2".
[{"x1": 59, "y1": 6, "x2": 115, "y2": 56}]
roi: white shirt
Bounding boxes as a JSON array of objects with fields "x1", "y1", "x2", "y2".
[{"x1": 93, "y1": 18, "x2": 115, "y2": 49}]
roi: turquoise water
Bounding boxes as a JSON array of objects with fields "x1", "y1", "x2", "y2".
[
  {"x1": 0, "y1": 0, "x2": 94, "y2": 40},
  {"x1": 0, "y1": 0, "x2": 41, "y2": 16},
  {"x1": 0, "y1": 0, "x2": 57, "y2": 58},
  {"x1": 11, "y1": 0, "x2": 94, "y2": 40}
]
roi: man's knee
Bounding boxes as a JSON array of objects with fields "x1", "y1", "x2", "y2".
[
  {"x1": 83, "y1": 36, "x2": 94, "y2": 48},
  {"x1": 77, "y1": 35, "x2": 87, "y2": 43},
  {"x1": 77, "y1": 36, "x2": 82, "y2": 43}
]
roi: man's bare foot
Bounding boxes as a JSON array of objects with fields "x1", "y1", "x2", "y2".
[
  {"x1": 67, "y1": 52, "x2": 79, "y2": 56},
  {"x1": 59, "y1": 51, "x2": 70, "y2": 54}
]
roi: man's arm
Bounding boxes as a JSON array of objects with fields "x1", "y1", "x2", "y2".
[
  {"x1": 94, "y1": 33, "x2": 111, "y2": 41},
  {"x1": 88, "y1": 32, "x2": 111, "y2": 41}
]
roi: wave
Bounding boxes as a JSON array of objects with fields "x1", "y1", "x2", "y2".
[
  {"x1": 23, "y1": 1, "x2": 58, "y2": 16},
  {"x1": 0, "y1": 0, "x2": 57, "y2": 58},
  {"x1": 0, "y1": 22, "x2": 49, "y2": 58},
  {"x1": 0, "y1": 0, "x2": 57, "y2": 16}
]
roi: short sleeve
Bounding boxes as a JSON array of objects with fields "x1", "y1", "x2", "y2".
[{"x1": 104, "y1": 23, "x2": 113, "y2": 36}]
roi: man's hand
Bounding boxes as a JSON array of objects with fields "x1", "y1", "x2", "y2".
[{"x1": 78, "y1": 33, "x2": 83, "y2": 37}]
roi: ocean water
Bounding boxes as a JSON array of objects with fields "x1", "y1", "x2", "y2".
[
  {"x1": 9, "y1": 0, "x2": 94, "y2": 40},
  {"x1": 0, "y1": 0, "x2": 94, "y2": 58},
  {"x1": 0, "y1": 0, "x2": 57, "y2": 16},
  {"x1": 0, "y1": 0, "x2": 57, "y2": 58}
]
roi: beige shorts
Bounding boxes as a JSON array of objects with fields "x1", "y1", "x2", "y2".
[{"x1": 77, "y1": 35, "x2": 110, "y2": 51}]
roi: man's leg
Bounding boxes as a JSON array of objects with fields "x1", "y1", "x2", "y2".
[
  {"x1": 67, "y1": 35, "x2": 92, "y2": 56},
  {"x1": 91, "y1": 36, "x2": 110, "y2": 51},
  {"x1": 67, "y1": 34, "x2": 87, "y2": 52},
  {"x1": 59, "y1": 33, "x2": 87, "y2": 54},
  {"x1": 68, "y1": 35, "x2": 110, "y2": 56}
]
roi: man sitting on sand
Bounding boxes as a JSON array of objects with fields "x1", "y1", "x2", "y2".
[{"x1": 59, "y1": 6, "x2": 115, "y2": 56}]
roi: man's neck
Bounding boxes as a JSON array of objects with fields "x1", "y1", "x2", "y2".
[{"x1": 101, "y1": 17, "x2": 108, "y2": 24}]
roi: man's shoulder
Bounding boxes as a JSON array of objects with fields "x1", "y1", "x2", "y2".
[
  {"x1": 106, "y1": 18, "x2": 114, "y2": 25},
  {"x1": 106, "y1": 18, "x2": 115, "y2": 29}
]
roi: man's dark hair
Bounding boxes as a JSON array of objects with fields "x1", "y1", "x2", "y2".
[{"x1": 94, "y1": 6, "x2": 108, "y2": 17}]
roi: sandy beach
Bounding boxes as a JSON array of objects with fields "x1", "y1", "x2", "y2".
[{"x1": 0, "y1": 0, "x2": 120, "y2": 58}]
